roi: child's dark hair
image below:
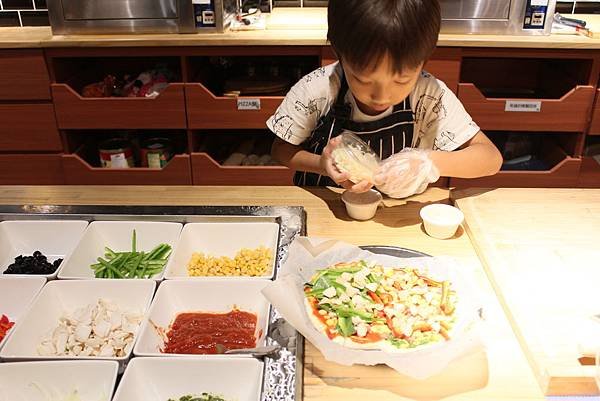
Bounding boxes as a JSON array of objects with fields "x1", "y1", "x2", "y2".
[{"x1": 327, "y1": 0, "x2": 441, "y2": 74}]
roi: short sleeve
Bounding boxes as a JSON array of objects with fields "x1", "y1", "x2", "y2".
[
  {"x1": 266, "y1": 64, "x2": 339, "y2": 146},
  {"x1": 411, "y1": 72, "x2": 481, "y2": 152}
]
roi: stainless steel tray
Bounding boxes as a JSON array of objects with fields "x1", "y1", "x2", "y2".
[{"x1": 0, "y1": 205, "x2": 307, "y2": 401}]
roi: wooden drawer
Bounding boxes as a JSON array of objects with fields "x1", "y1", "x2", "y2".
[
  {"x1": 579, "y1": 156, "x2": 600, "y2": 188},
  {"x1": 450, "y1": 143, "x2": 581, "y2": 188},
  {"x1": 0, "y1": 104, "x2": 61, "y2": 152},
  {"x1": 458, "y1": 84, "x2": 595, "y2": 132},
  {"x1": 62, "y1": 152, "x2": 192, "y2": 185},
  {"x1": 0, "y1": 50, "x2": 50, "y2": 100},
  {"x1": 191, "y1": 152, "x2": 294, "y2": 185},
  {"x1": 52, "y1": 83, "x2": 187, "y2": 129},
  {"x1": 589, "y1": 89, "x2": 600, "y2": 135},
  {"x1": 0, "y1": 154, "x2": 63, "y2": 184},
  {"x1": 186, "y1": 83, "x2": 283, "y2": 129}
]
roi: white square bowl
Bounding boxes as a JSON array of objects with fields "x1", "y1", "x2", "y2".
[
  {"x1": 0, "y1": 276, "x2": 46, "y2": 351},
  {"x1": 0, "y1": 279, "x2": 156, "y2": 367},
  {"x1": 134, "y1": 279, "x2": 270, "y2": 357},
  {"x1": 58, "y1": 221, "x2": 183, "y2": 280},
  {"x1": 113, "y1": 357, "x2": 263, "y2": 401},
  {"x1": 0, "y1": 360, "x2": 119, "y2": 401},
  {"x1": 0, "y1": 220, "x2": 88, "y2": 280},
  {"x1": 164, "y1": 222, "x2": 280, "y2": 280}
]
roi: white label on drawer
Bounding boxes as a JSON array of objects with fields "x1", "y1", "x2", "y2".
[
  {"x1": 237, "y1": 99, "x2": 261, "y2": 110},
  {"x1": 505, "y1": 100, "x2": 542, "y2": 112}
]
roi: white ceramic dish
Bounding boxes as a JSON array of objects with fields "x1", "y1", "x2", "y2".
[
  {"x1": 0, "y1": 279, "x2": 156, "y2": 368},
  {"x1": 0, "y1": 360, "x2": 119, "y2": 401},
  {"x1": 341, "y1": 189, "x2": 383, "y2": 221},
  {"x1": 58, "y1": 221, "x2": 182, "y2": 280},
  {"x1": 0, "y1": 276, "x2": 46, "y2": 351},
  {"x1": 420, "y1": 204, "x2": 465, "y2": 239},
  {"x1": 112, "y1": 357, "x2": 263, "y2": 401},
  {"x1": 134, "y1": 279, "x2": 270, "y2": 357},
  {"x1": 164, "y1": 221, "x2": 279, "y2": 279},
  {"x1": 0, "y1": 220, "x2": 88, "y2": 280}
]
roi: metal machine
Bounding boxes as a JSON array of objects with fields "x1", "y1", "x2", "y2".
[{"x1": 440, "y1": 0, "x2": 557, "y2": 35}]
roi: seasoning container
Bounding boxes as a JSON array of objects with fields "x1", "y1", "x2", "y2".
[
  {"x1": 341, "y1": 189, "x2": 383, "y2": 221},
  {"x1": 140, "y1": 137, "x2": 173, "y2": 168},
  {"x1": 331, "y1": 132, "x2": 381, "y2": 183},
  {"x1": 98, "y1": 138, "x2": 135, "y2": 169},
  {"x1": 420, "y1": 204, "x2": 465, "y2": 240}
]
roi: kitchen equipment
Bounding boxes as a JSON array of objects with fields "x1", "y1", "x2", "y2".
[
  {"x1": 440, "y1": 0, "x2": 557, "y2": 35},
  {"x1": 48, "y1": 0, "x2": 237, "y2": 34}
]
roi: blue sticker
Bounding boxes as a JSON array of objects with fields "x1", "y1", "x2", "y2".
[{"x1": 523, "y1": 0, "x2": 548, "y2": 30}]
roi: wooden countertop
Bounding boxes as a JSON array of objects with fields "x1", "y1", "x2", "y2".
[
  {"x1": 0, "y1": 185, "x2": 545, "y2": 401},
  {"x1": 0, "y1": 9, "x2": 599, "y2": 49}
]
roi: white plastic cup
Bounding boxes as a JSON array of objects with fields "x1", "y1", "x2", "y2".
[
  {"x1": 419, "y1": 204, "x2": 464, "y2": 239},
  {"x1": 341, "y1": 189, "x2": 383, "y2": 221}
]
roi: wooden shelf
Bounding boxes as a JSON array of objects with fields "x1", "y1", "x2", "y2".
[
  {"x1": 62, "y1": 149, "x2": 192, "y2": 185},
  {"x1": 0, "y1": 154, "x2": 63, "y2": 184},
  {"x1": 451, "y1": 142, "x2": 581, "y2": 188},
  {"x1": 0, "y1": 104, "x2": 61, "y2": 152},
  {"x1": 185, "y1": 83, "x2": 283, "y2": 129},
  {"x1": 52, "y1": 83, "x2": 187, "y2": 129},
  {"x1": 458, "y1": 83, "x2": 595, "y2": 132},
  {"x1": 589, "y1": 88, "x2": 600, "y2": 135},
  {"x1": 191, "y1": 152, "x2": 294, "y2": 185},
  {"x1": 579, "y1": 156, "x2": 600, "y2": 187}
]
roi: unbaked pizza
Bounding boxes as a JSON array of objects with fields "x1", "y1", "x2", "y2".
[{"x1": 304, "y1": 260, "x2": 457, "y2": 350}]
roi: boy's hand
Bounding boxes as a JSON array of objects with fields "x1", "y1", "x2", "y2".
[
  {"x1": 321, "y1": 137, "x2": 373, "y2": 192},
  {"x1": 374, "y1": 148, "x2": 440, "y2": 198}
]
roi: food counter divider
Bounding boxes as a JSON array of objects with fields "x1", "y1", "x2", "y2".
[{"x1": 0, "y1": 204, "x2": 306, "y2": 401}]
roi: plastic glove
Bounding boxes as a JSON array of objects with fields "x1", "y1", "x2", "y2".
[{"x1": 374, "y1": 148, "x2": 440, "y2": 199}]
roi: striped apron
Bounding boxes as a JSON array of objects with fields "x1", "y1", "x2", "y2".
[{"x1": 294, "y1": 75, "x2": 415, "y2": 186}]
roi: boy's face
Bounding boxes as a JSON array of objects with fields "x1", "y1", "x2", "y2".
[{"x1": 341, "y1": 53, "x2": 423, "y2": 116}]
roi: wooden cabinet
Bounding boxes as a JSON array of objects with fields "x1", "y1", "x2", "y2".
[
  {"x1": 458, "y1": 84, "x2": 595, "y2": 132},
  {"x1": 0, "y1": 104, "x2": 62, "y2": 152},
  {"x1": 186, "y1": 83, "x2": 283, "y2": 129},
  {"x1": 0, "y1": 45, "x2": 598, "y2": 187},
  {"x1": 0, "y1": 50, "x2": 51, "y2": 100},
  {"x1": 0, "y1": 154, "x2": 63, "y2": 184},
  {"x1": 451, "y1": 141, "x2": 581, "y2": 188},
  {"x1": 191, "y1": 152, "x2": 294, "y2": 185},
  {"x1": 52, "y1": 83, "x2": 187, "y2": 129}
]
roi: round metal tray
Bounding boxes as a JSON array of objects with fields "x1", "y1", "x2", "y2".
[{"x1": 360, "y1": 245, "x2": 430, "y2": 258}]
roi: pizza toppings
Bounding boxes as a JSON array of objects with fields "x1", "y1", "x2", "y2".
[{"x1": 304, "y1": 260, "x2": 457, "y2": 349}]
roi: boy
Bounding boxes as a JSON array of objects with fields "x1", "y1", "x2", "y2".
[{"x1": 267, "y1": 0, "x2": 502, "y2": 197}]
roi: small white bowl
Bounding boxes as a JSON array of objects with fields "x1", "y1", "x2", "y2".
[
  {"x1": 58, "y1": 221, "x2": 182, "y2": 280},
  {"x1": 0, "y1": 276, "x2": 46, "y2": 351},
  {"x1": 0, "y1": 279, "x2": 156, "y2": 369},
  {"x1": 164, "y1": 221, "x2": 280, "y2": 279},
  {"x1": 134, "y1": 279, "x2": 270, "y2": 357},
  {"x1": 113, "y1": 357, "x2": 263, "y2": 401},
  {"x1": 420, "y1": 204, "x2": 465, "y2": 239},
  {"x1": 0, "y1": 220, "x2": 88, "y2": 280},
  {"x1": 0, "y1": 360, "x2": 119, "y2": 401},
  {"x1": 341, "y1": 189, "x2": 383, "y2": 221}
]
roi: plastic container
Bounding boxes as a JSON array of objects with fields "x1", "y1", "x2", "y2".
[
  {"x1": 420, "y1": 204, "x2": 465, "y2": 239},
  {"x1": 332, "y1": 132, "x2": 381, "y2": 183},
  {"x1": 341, "y1": 189, "x2": 383, "y2": 221}
]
